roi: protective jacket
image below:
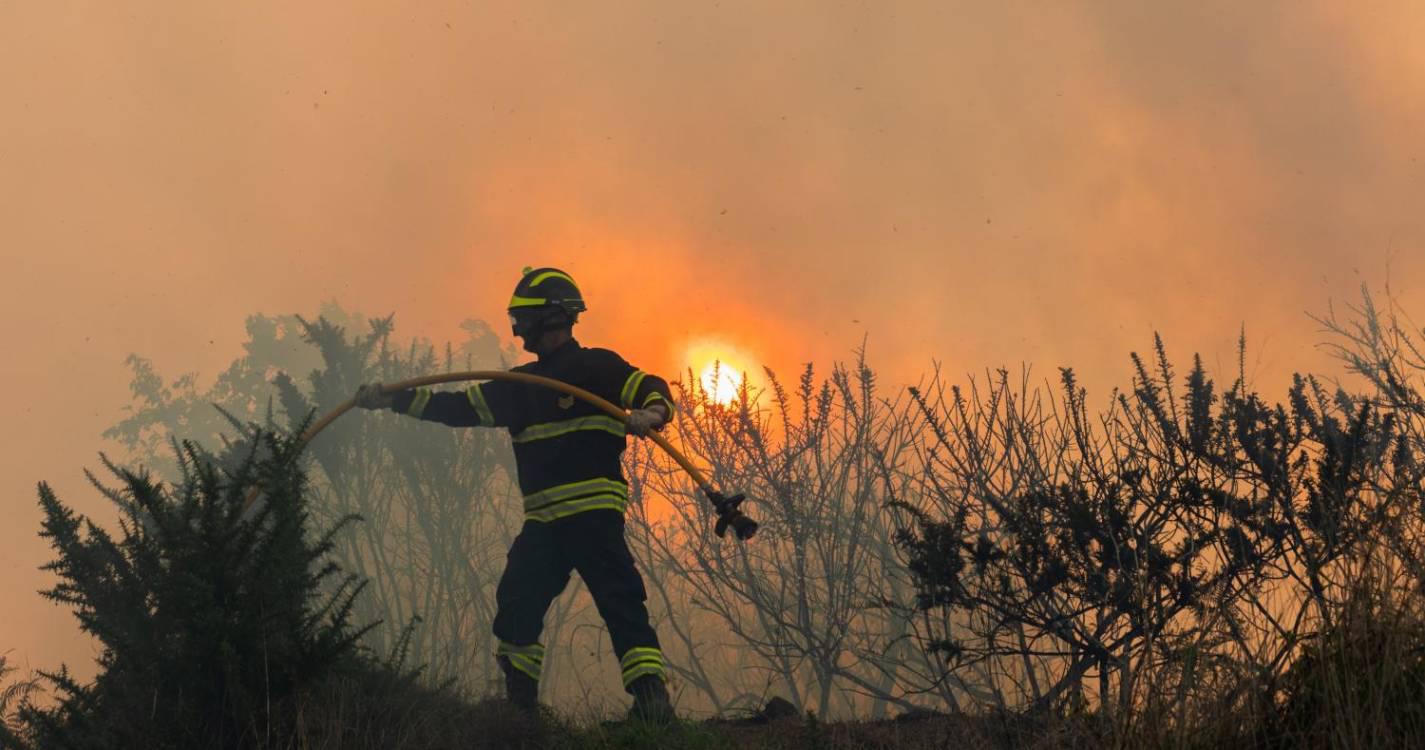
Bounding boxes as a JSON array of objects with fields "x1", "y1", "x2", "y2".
[
  {"x1": 387, "y1": 337, "x2": 675, "y2": 696},
  {"x1": 388, "y1": 338, "x2": 675, "y2": 522}
]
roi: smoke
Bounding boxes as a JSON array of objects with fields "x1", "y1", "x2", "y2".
[{"x1": 3, "y1": 0, "x2": 1423, "y2": 677}]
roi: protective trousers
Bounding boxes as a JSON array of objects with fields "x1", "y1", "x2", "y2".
[{"x1": 492, "y1": 509, "x2": 666, "y2": 694}]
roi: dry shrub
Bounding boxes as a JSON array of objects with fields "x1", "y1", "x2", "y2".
[{"x1": 1271, "y1": 552, "x2": 1425, "y2": 749}]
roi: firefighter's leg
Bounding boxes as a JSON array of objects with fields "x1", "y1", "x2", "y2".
[
  {"x1": 492, "y1": 520, "x2": 572, "y2": 710},
  {"x1": 565, "y1": 510, "x2": 673, "y2": 720}
]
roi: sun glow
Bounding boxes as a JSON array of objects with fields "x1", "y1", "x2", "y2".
[
  {"x1": 699, "y1": 361, "x2": 745, "y2": 406},
  {"x1": 683, "y1": 337, "x2": 757, "y2": 408}
]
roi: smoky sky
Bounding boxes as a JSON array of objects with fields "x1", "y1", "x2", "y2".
[{"x1": 3, "y1": 0, "x2": 1423, "y2": 671}]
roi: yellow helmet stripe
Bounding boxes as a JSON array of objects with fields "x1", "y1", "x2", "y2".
[
  {"x1": 508, "y1": 294, "x2": 549, "y2": 308},
  {"x1": 529, "y1": 270, "x2": 578, "y2": 288}
]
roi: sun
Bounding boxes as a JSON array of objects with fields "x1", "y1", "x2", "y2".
[
  {"x1": 684, "y1": 337, "x2": 755, "y2": 407},
  {"x1": 699, "y1": 361, "x2": 744, "y2": 405}
]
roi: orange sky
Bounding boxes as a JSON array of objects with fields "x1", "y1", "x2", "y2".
[{"x1": 4, "y1": 1, "x2": 1425, "y2": 674}]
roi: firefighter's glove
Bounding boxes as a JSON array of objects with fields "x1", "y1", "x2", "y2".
[
  {"x1": 353, "y1": 382, "x2": 394, "y2": 410},
  {"x1": 625, "y1": 406, "x2": 668, "y2": 437}
]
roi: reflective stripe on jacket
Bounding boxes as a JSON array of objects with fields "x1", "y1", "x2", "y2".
[{"x1": 389, "y1": 339, "x2": 674, "y2": 522}]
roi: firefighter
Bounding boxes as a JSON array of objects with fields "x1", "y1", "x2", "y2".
[{"x1": 351, "y1": 266, "x2": 675, "y2": 721}]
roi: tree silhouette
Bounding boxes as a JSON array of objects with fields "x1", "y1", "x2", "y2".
[{"x1": 6, "y1": 423, "x2": 370, "y2": 749}]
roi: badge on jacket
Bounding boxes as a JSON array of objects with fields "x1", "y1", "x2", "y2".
[{"x1": 557, "y1": 394, "x2": 575, "y2": 410}]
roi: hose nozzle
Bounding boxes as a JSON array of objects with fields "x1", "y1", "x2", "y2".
[{"x1": 705, "y1": 490, "x2": 758, "y2": 541}]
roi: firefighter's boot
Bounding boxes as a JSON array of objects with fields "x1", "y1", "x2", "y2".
[
  {"x1": 627, "y1": 675, "x2": 675, "y2": 723},
  {"x1": 498, "y1": 655, "x2": 540, "y2": 713}
]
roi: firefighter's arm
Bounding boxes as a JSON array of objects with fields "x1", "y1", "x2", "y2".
[
  {"x1": 626, "y1": 401, "x2": 669, "y2": 436},
  {"x1": 629, "y1": 373, "x2": 676, "y2": 419},
  {"x1": 355, "y1": 382, "x2": 508, "y2": 428},
  {"x1": 620, "y1": 371, "x2": 676, "y2": 437}
]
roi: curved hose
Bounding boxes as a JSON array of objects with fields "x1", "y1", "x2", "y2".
[{"x1": 243, "y1": 371, "x2": 758, "y2": 539}]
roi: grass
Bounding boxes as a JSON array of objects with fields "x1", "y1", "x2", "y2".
[
  {"x1": 289, "y1": 688, "x2": 1036, "y2": 750},
  {"x1": 274, "y1": 660, "x2": 1128, "y2": 750},
  {"x1": 11, "y1": 553, "x2": 1425, "y2": 750}
]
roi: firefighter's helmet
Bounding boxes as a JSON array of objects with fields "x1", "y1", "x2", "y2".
[{"x1": 508, "y1": 266, "x2": 586, "y2": 338}]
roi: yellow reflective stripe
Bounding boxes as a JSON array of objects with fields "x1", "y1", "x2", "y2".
[
  {"x1": 621, "y1": 658, "x2": 664, "y2": 674},
  {"x1": 507, "y1": 654, "x2": 542, "y2": 680},
  {"x1": 530, "y1": 270, "x2": 578, "y2": 288},
  {"x1": 524, "y1": 483, "x2": 628, "y2": 514},
  {"x1": 512, "y1": 415, "x2": 626, "y2": 444},
  {"x1": 496, "y1": 641, "x2": 546, "y2": 659},
  {"x1": 496, "y1": 641, "x2": 545, "y2": 679},
  {"x1": 522, "y1": 478, "x2": 628, "y2": 509},
  {"x1": 507, "y1": 292, "x2": 550, "y2": 307},
  {"x1": 508, "y1": 295, "x2": 548, "y2": 308},
  {"x1": 508, "y1": 652, "x2": 543, "y2": 668},
  {"x1": 466, "y1": 384, "x2": 495, "y2": 425},
  {"x1": 621, "y1": 658, "x2": 667, "y2": 686},
  {"x1": 641, "y1": 391, "x2": 672, "y2": 414},
  {"x1": 619, "y1": 647, "x2": 666, "y2": 686},
  {"x1": 620, "y1": 647, "x2": 663, "y2": 668},
  {"x1": 621, "y1": 650, "x2": 664, "y2": 673},
  {"x1": 621, "y1": 660, "x2": 665, "y2": 678},
  {"x1": 525, "y1": 490, "x2": 627, "y2": 514},
  {"x1": 406, "y1": 388, "x2": 432, "y2": 419},
  {"x1": 622, "y1": 664, "x2": 666, "y2": 686},
  {"x1": 520, "y1": 476, "x2": 628, "y2": 521},
  {"x1": 524, "y1": 494, "x2": 628, "y2": 523},
  {"x1": 620, "y1": 370, "x2": 648, "y2": 408}
]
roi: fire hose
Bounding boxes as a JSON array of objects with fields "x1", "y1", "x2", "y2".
[{"x1": 241, "y1": 371, "x2": 758, "y2": 540}]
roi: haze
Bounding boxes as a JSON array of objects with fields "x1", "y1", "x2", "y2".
[{"x1": 3, "y1": 1, "x2": 1422, "y2": 675}]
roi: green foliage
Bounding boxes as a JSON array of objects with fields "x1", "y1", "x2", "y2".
[{"x1": 8, "y1": 425, "x2": 372, "y2": 749}]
